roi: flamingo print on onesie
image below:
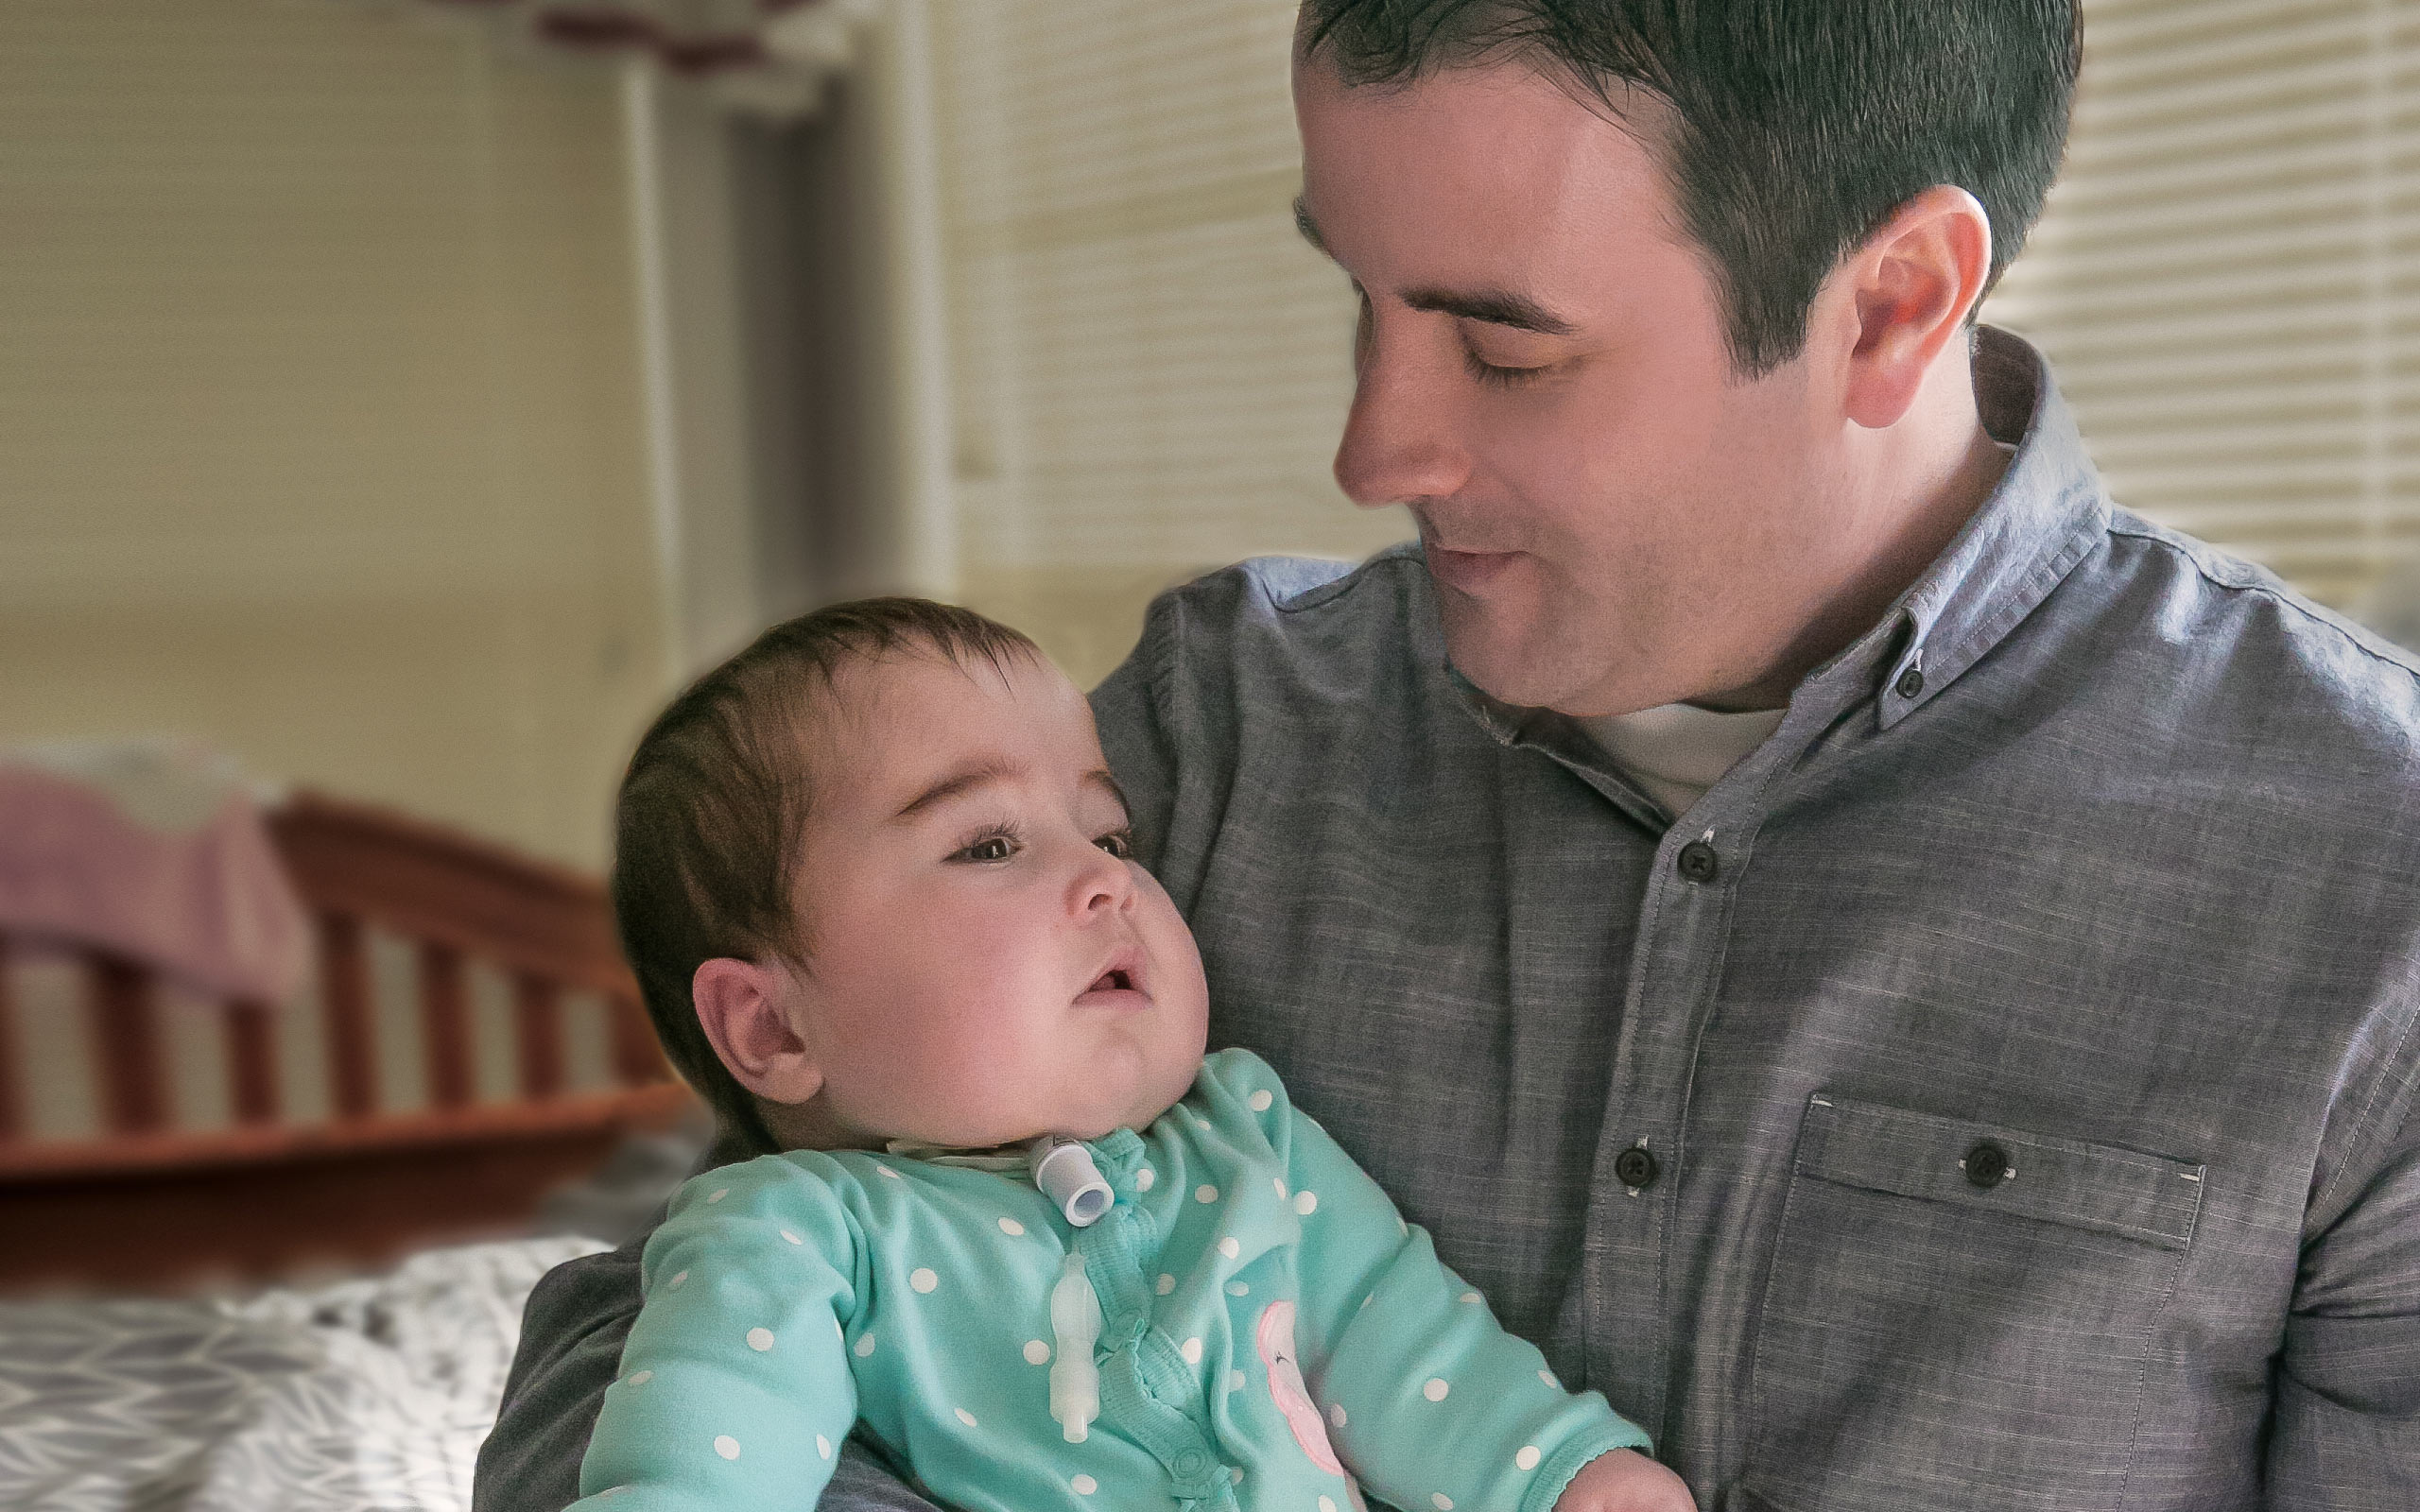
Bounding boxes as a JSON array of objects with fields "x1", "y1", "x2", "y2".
[{"x1": 1255, "y1": 1300, "x2": 1370, "y2": 1512}]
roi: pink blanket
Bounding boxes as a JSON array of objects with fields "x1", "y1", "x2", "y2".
[{"x1": 0, "y1": 749, "x2": 310, "y2": 1005}]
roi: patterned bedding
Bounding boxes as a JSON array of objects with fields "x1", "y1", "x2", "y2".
[{"x1": 0, "y1": 1236, "x2": 608, "y2": 1512}]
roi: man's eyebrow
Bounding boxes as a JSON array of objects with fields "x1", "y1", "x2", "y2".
[
  {"x1": 1401, "y1": 285, "x2": 1576, "y2": 336},
  {"x1": 1293, "y1": 197, "x2": 1574, "y2": 337},
  {"x1": 894, "y1": 759, "x2": 1020, "y2": 819}
]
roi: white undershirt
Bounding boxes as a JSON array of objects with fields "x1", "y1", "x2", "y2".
[{"x1": 1573, "y1": 701, "x2": 1789, "y2": 819}]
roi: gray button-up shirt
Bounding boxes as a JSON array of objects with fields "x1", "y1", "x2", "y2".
[{"x1": 476, "y1": 329, "x2": 2420, "y2": 1512}]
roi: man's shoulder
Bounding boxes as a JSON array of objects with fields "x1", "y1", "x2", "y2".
[
  {"x1": 1147, "y1": 542, "x2": 1432, "y2": 644},
  {"x1": 2091, "y1": 508, "x2": 2420, "y2": 779},
  {"x1": 1101, "y1": 542, "x2": 1450, "y2": 738}
]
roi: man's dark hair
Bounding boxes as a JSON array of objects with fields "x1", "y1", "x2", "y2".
[
  {"x1": 612, "y1": 597, "x2": 1042, "y2": 1151},
  {"x1": 1298, "y1": 0, "x2": 2081, "y2": 375}
]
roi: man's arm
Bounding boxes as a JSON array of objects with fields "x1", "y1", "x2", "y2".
[
  {"x1": 475, "y1": 1214, "x2": 945, "y2": 1512},
  {"x1": 2265, "y1": 1093, "x2": 2420, "y2": 1510}
]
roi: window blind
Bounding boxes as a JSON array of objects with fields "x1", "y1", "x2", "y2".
[
  {"x1": 1984, "y1": 0, "x2": 2420, "y2": 610},
  {"x1": 927, "y1": 0, "x2": 1407, "y2": 598}
]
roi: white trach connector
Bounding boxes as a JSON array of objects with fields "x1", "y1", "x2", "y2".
[
  {"x1": 1028, "y1": 1137, "x2": 1115, "y2": 1227},
  {"x1": 1047, "y1": 1251, "x2": 1101, "y2": 1443}
]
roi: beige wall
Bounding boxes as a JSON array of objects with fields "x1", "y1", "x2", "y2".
[{"x1": 0, "y1": 0, "x2": 668, "y2": 870}]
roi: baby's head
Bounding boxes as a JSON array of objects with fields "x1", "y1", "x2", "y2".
[{"x1": 613, "y1": 598, "x2": 1208, "y2": 1156}]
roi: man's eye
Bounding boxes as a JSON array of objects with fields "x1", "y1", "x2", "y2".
[
  {"x1": 1095, "y1": 830, "x2": 1133, "y2": 860},
  {"x1": 953, "y1": 834, "x2": 1019, "y2": 863}
]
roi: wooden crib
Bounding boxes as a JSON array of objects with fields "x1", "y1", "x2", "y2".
[{"x1": 0, "y1": 791, "x2": 696, "y2": 1294}]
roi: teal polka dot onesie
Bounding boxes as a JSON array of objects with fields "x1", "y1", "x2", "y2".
[{"x1": 573, "y1": 1049, "x2": 1651, "y2": 1512}]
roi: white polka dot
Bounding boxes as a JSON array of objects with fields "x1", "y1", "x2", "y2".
[
  {"x1": 1155, "y1": 1273, "x2": 1176, "y2": 1295},
  {"x1": 1227, "y1": 1368, "x2": 1246, "y2": 1391},
  {"x1": 1180, "y1": 1336, "x2": 1204, "y2": 1364},
  {"x1": 1359, "y1": 1295, "x2": 1373, "y2": 1310},
  {"x1": 714, "y1": 1435, "x2": 741, "y2": 1460},
  {"x1": 707, "y1": 1188, "x2": 729, "y2": 1204},
  {"x1": 1328, "y1": 1403, "x2": 1347, "y2": 1427},
  {"x1": 1226, "y1": 1280, "x2": 1249, "y2": 1297},
  {"x1": 835, "y1": 1317, "x2": 845, "y2": 1343},
  {"x1": 1071, "y1": 1475, "x2": 1098, "y2": 1496},
  {"x1": 856, "y1": 1333, "x2": 877, "y2": 1357},
  {"x1": 909, "y1": 1267, "x2": 938, "y2": 1293},
  {"x1": 1135, "y1": 1165, "x2": 1156, "y2": 1191},
  {"x1": 1249, "y1": 1090, "x2": 1273, "y2": 1111},
  {"x1": 1231, "y1": 1467, "x2": 1246, "y2": 1485},
  {"x1": 625, "y1": 1370, "x2": 652, "y2": 1386},
  {"x1": 955, "y1": 1407, "x2": 978, "y2": 1427},
  {"x1": 1538, "y1": 1369, "x2": 1558, "y2": 1387},
  {"x1": 1516, "y1": 1446, "x2": 1542, "y2": 1471},
  {"x1": 1294, "y1": 1190, "x2": 1319, "y2": 1215},
  {"x1": 1433, "y1": 1494, "x2": 1454, "y2": 1511},
  {"x1": 1196, "y1": 1184, "x2": 1219, "y2": 1204},
  {"x1": 1274, "y1": 1177, "x2": 1289, "y2": 1198},
  {"x1": 668, "y1": 1270, "x2": 689, "y2": 1289},
  {"x1": 1219, "y1": 1236, "x2": 1241, "y2": 1259},
  {"x1": 1424, "y1": 1378, "x2": 1450, "y2": 1401},
  {"x1": 874, "y1": 1162, "x2": 900, "y2": 1178},
  {"x1": 779, "y1": 1229, "x2": 802, "y2": 1246},
  {"x1": 747, "y1": 1327, "x2": 775, "y2": 1351},
  {"x1": 1459, "y1": 1291, "x2": 1481, "y2": 1304},
  {"x1": 818, "y1": 1435, "x2": 834, "y2": 1460},
  {"x1": 998, "y1": 1216, "x2": 1025, "y2": 1236},
  {"x1": 1321, "y1": 1498, "x2": 1339, "y2": 1512},
  {"x1": 1024, "y1": 1339, "x2": 1051, "y2": 1365}
]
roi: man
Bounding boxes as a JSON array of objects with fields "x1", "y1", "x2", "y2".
[{"x1": 479, "y1": 4, "x2": 2420, "y2": 1508}]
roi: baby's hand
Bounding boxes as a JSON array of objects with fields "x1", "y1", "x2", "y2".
[{"x1": 1549, "y1": 1448, "x2": 1696, "y2": 1512}]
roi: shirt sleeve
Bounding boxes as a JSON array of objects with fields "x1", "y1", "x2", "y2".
[
  {"x1": 570, "y1": 1154, "x2": 869, "y2": 1512},
  {"x1": 1203, "y1": 1051, "x2": 1652, "y2": 1512},
  {"x1": 2265, "y1": 1091, "x2": 2420, "y2": 1510}
]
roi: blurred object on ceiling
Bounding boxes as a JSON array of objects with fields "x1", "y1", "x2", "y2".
[{"x1": 372, "y1": 0, "x2": 885, "y2": 115}]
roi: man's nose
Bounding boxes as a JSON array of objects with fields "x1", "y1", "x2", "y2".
[{"x1": 1332, "y1": 326, "x2": 1472, "y2": 508}]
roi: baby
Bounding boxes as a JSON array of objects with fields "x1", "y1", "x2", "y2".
[{"x1": 574, "y1": 598, "x2": 1693, "y2": 1512}]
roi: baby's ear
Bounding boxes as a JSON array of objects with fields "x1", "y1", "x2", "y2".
[{"x1": 692, "y1": 956, "x2": 824, "y2": 1104}]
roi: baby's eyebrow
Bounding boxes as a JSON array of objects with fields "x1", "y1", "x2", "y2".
[
  {"x1": 895, "y1": 759, "x2": 1021, "y2": 819},
  {"x1": 1084, "y1": 767, "x2": 1131, "y2": 819}
]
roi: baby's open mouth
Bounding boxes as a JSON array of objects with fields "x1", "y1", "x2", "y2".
[{"x1": 1086, "y1": 968, "x2": 1134, "y2": 993}]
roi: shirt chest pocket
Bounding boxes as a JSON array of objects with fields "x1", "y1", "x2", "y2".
[{"x1": 1738, "y1": 1094, "x2": 2206, "y2": 1512}]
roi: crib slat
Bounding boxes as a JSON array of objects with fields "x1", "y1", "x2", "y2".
[
  {"x1": 513, "y1": 973, "x2": 564, "y2": 1099},
  {"x1": 225, "y1": 1000, "x2": 280, "y2": 1125},
  {"x1": 607, "y1": 991, "x2": 662, "y2": 1087},
  {"x1": 419, "y1": 942, "x2": 473, "y2": 1108},
  {"x1": 319, "y1": 913, "x2": 377, "y2": 1120},
  {"x1": 0, "y1": 938, "x2": 23, "y2": 1142},
  {"x1": 88, "y1": 955, "x2": 168, "y2": 1134}
]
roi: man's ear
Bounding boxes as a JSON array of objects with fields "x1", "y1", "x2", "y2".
[
  {"x1": 1836, "y1": 184, "x2": 1994, "y2": 430},
  {"x1": 692, "y1": 956, "x2": 824, "y2": 1104}
]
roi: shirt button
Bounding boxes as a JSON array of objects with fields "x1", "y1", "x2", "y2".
[
  {"x1": 1173, "y1": 1449, "x2": 1208, "y2": 1477},
  {"x1": 1963, "y1": 1142, "x2": 2011, "y2": 1189},
  {"x1": 1894, "y1": 665, "x2": 1927, "y2": 699},
  {"x1": 1676, "y1": 841, "x2": 1719, "y2": 884},
  {"x1": 1613, "y1": 1146, "x2": 1660, "y2": 1190}
]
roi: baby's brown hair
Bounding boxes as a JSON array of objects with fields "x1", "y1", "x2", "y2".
[{"x1": 612, "y1": 597, "x2": 1041, "y2": 1151}]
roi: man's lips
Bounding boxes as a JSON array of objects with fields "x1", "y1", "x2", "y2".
[{"x1": 1422, "y1": 541, "x2": 1522, "y2": 593}]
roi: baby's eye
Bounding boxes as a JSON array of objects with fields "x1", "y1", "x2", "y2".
[
  {"x1": 1095, "y1": 829, "x2": 1133, "y2": 860},
  {"x1": 952, "y1": 834, "x2": 1020, "y2": 864}
]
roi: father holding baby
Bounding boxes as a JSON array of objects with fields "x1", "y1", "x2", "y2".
[{"x1": 480, "y1": 3, "x2": 2420, "y2": 1509}]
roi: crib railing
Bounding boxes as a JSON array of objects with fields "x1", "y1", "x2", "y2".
[{"x1": 0, "y1": 791, "x2": 695, "y2": 1292}]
